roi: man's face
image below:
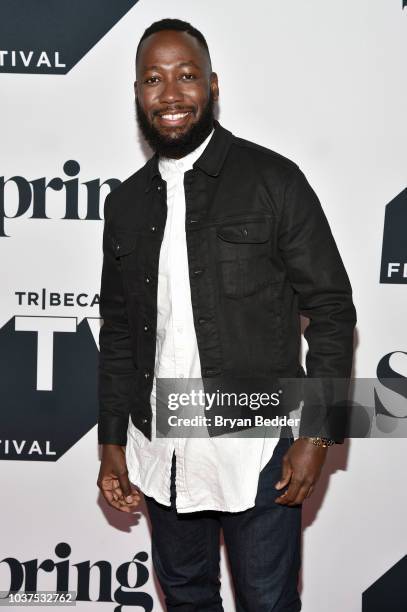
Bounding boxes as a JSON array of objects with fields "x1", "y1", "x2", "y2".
[{"x1": 135, "y1": 29, "x2": 219, "y2": 158}]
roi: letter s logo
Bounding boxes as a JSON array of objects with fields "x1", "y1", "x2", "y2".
[{"x1": 375, "y1": 351, "x2": 407, "y2": 419}]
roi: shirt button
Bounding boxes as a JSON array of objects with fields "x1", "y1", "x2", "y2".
[
  {"x1": 176, "y1": 326, "x2": 183, "y2": 334},
  {"x1": 178, "y1": 373, "x2": 185, "y2": 378}
]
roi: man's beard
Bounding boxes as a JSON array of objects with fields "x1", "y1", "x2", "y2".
[{"x1": 135, "y1": 92, "x2": 215, "y2": 159}]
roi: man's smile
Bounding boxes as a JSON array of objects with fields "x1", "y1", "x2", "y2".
[{"x1": 155, "y1": 109, "x2": 194, "y2": 128}]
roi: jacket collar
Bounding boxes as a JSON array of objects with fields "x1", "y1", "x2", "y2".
[{"x1": 144, "y1": 119, "x2": 234, "y2": 192}]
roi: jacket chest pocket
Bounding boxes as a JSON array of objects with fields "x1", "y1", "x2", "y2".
[
  {"x1": 111, "y1": 231, "x2": 139, "y2": 264},
  {"x1": 110, "y1": 231, "x2": 142, "y2": 294},
  {"x1": 216, "y1": 216, "x2": 277, "y2": 298}
]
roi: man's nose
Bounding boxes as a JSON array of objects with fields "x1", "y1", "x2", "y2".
[{"x1": 159, "y1": 78, "x2": 183, "y2": 104}]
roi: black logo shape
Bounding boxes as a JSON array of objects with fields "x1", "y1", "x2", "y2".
[
  {"x1": 1, "y1": 543, "x2": 154, "y2": 611},
  {"x1": 380, "y1": 188, "x2": 407, "y2": 284},
  {"x1": 362, "y1": 555, "x2": 407, "y2": 611},
  {"x1": 0, "y1": 0, "x2": 139, "y2": 74},
  {"x1": 0, "y1": 316, "x2": 99, "y2": 461},
  {"x1": 0, "y1": 160, "x2": 121, "y2": 237}
]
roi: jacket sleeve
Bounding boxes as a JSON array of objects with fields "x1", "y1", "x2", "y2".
[
  {"x1": 97, "y1": 194, "x2": 137, "y2": 446},
  {"x1": 279, "y1": 167, "x2": 357, "y2": 442}
]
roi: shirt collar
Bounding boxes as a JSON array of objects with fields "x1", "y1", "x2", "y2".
[
  {"x1": 144, "y1": 119, "x2": 234, "y2": 192},
  {"x1": 158, "y1": 128, "x2": 214, "y2": 176}
]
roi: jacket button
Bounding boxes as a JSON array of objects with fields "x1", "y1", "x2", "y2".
[
  {"x1": 141, "y1": 417, "x2": 148, "y2": 424},
  {"x1": 116, "y1": 244, "x2": 120, "y2": 251},
  {"x1": 193, "y1": 268, "x2": 204, "y2": 276},
  {"x1": 150, "y1": 225, "x2": 157, "y2": 232},
  {"x1": 145, "y1": 275, "x2": 151, "y2": 284},
  {"x1": 198, "y1": 317, "x2": 207, "y2": 324},
  {"x1": 242, "y1": 227, "x2": 248, "y2": 237},
  {"x1": 157, "y1": 185, "x2": 162, "y2": 191},
  {"x1": 143, "y1": 324, "x2": 149, "y2": 332},
  {"x1": 144, "y1": 371, "x2": 151, "y2": 379}
]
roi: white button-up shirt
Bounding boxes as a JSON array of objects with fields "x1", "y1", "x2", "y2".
[{"x1": 126, "y1": 129, "x2": 300, "y2": 512}]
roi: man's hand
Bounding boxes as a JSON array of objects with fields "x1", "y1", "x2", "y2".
[
  {"x1": 97, "y1": 444, "x2": 141, "y2": 512},
  {"x1": 274, "y1": 438, "x2": 328, "y2": 506}
]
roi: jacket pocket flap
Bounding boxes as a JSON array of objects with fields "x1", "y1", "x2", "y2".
[
  {"x1": 109, "y1": 232, "x2": 138, "y2": 257},
  {"x1": 217, "y1": 219, "x2": 271, "y2": 243}
]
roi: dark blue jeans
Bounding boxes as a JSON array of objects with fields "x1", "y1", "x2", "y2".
[{"x1": 144, "y1": 437, "x2": 302, "y2": 611}]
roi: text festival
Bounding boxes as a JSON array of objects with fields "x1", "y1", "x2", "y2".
[{"x1": 0, "y1": 50, "x2": 66, "y2": 69}]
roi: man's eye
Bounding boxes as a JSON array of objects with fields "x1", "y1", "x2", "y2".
[
  {"x1": 145, "y1": 76, "x2": 159, "y2": 84},
  {"x1": 180, "y1": 73, "x2": 196, "y2": 80}
]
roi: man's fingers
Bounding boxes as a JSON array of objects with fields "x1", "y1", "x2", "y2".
[
  {"x1": 98, "y1": 475, "x2": 141, "y2": 510},
  {"x1": 274, "y1": 457, "x2": 292, "y2": 490},
  {"x1": 99, "y1": 484, "x2": 120, "y2": 508},
  {"x1": 276, "y1": 479, "x2": 312, "y2": 506},
  {"x1": 111, "y1": 478, "x2": 121, "y2": 501},
  {"x1": 305, "y1": 484, "x2": 315, "y2": 499},
  {"x1": 275, "y1": 477, "x2": 302, "y2": 505},
  {"x1": 118, "y1": 472, "x2": 133, "y2": 502},
  {"x1": 107, "y1": 496, "x2": 136, "y2": 512},
  {"x1": 100, "y1": 483, "x2": 140, "y2": 512},
  {"x1": 114, "y1": 482, "x2": 141, "y2": 507},
  {"x1": 117, "y1": 473, "x2": 141, "y2": 506},
  {"x1": 287, "y1": 483, "x2": 310, "y2": 506}
]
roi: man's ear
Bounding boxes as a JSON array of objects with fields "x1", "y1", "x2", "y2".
[
  {"x1": 210, "y1": 72, "x2": 219, "y2": 101},
  {"x1": 134, "y1": 80, "x2": 138, "y2": 96}
]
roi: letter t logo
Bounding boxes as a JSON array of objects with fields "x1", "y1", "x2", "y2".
[{"x1": 15, "y1": 317, "x2": 77, "y2": 391}]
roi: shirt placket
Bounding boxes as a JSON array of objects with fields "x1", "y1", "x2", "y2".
[
  {"x1": 168, "y1": 168, "x2": 188, "y2": 380},
  {"x1": 166, "y1": 163, "x2": 190, "y2": 500}
]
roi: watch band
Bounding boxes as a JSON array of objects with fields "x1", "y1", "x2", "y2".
[{"x1": 302, "y1": 437, "x2": 336, "y2": 447}]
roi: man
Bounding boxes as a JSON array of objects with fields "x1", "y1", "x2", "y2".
[{"x1": 97, "y1": 18, "x2": 356, "y2": 612}]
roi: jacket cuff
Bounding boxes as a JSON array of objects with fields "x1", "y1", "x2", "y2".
[{"x1": 98, "y1": 415, "x2": 129, "y2": 446}]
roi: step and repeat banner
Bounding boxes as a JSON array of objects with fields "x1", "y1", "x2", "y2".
[{"x1": 1, "y1": 1, "x2": 406, "y2": 610}]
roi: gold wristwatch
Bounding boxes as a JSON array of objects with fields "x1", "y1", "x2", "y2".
[{"x1": 303, "y1": 437, "x2": 335, "y2": 447}]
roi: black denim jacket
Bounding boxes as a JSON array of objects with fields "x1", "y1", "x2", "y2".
[{"x1": 97, "y1": 120, "x2": 357, "y2": 445}]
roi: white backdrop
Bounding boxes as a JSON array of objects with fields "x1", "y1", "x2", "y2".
[{"x1": 1, "y1": 1, "x2": 406, "y2": 610}]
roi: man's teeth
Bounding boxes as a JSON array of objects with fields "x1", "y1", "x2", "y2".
[{"x1": 160, "y1": 112, "x2": 190, "y2": 120}]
